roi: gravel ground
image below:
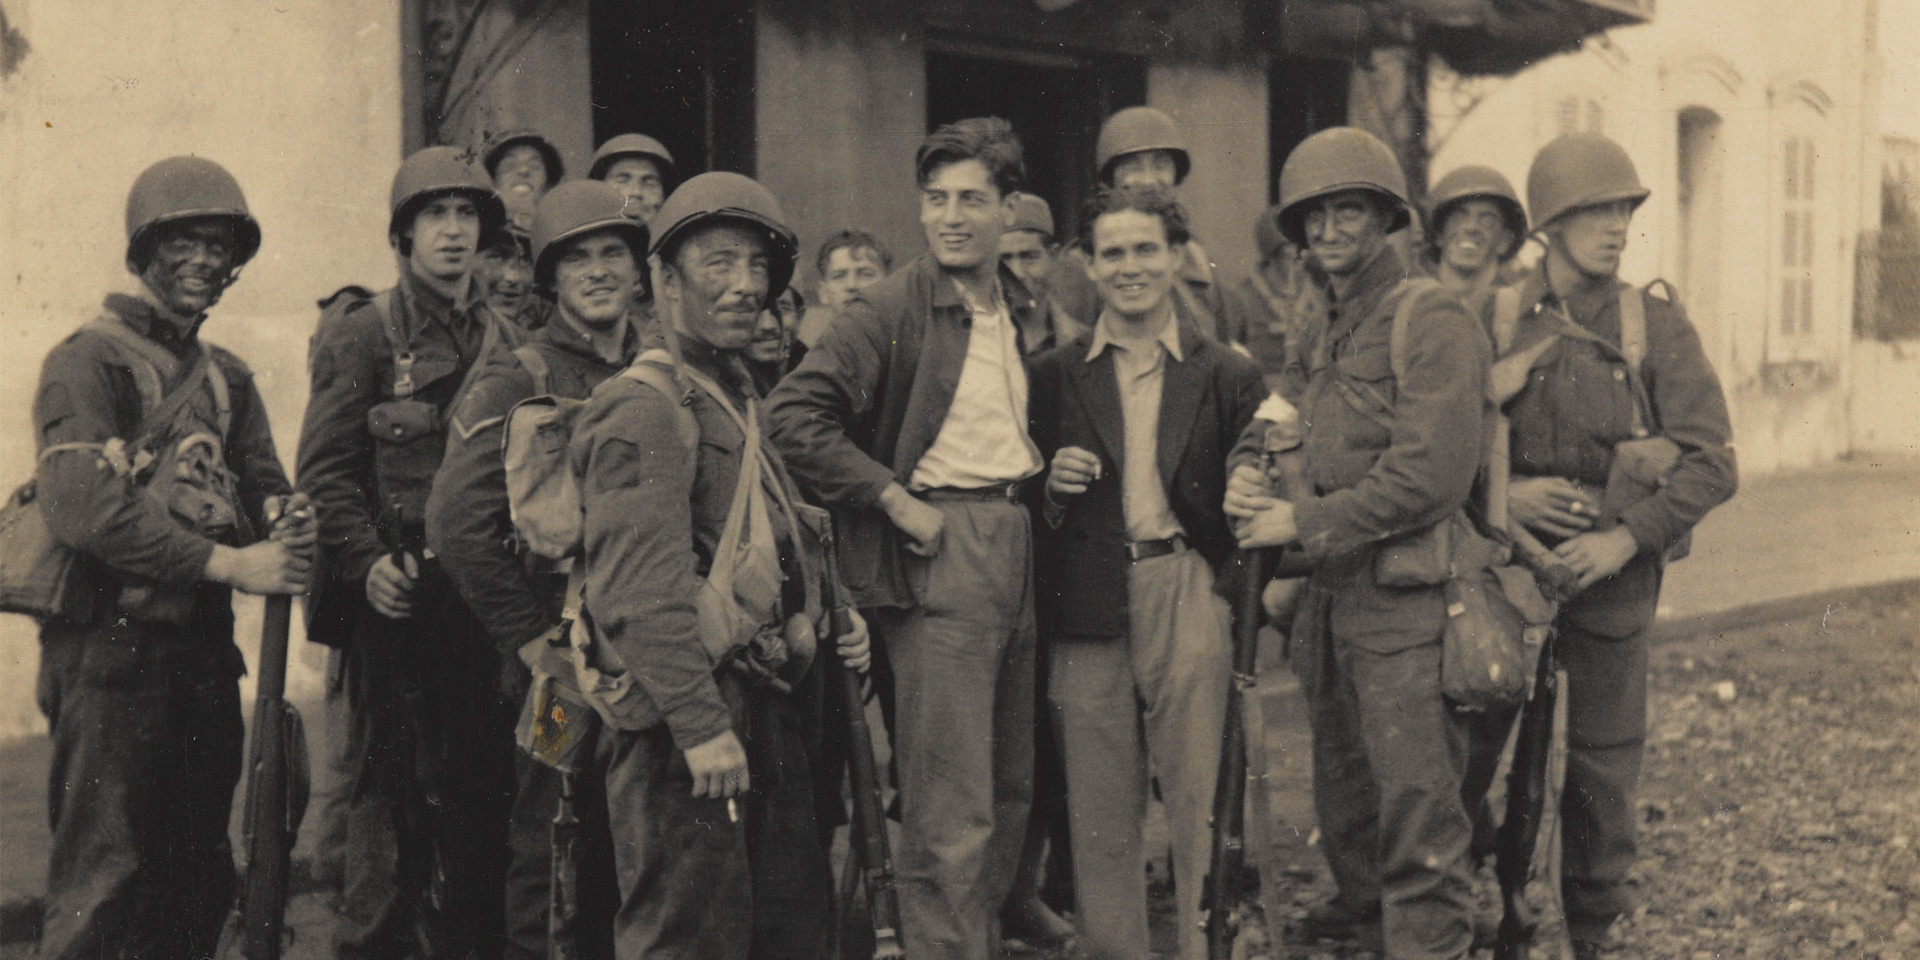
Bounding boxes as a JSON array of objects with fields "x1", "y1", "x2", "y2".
[{"x1": 4, "y1": 586, "x2": 1916, "y2": 959}]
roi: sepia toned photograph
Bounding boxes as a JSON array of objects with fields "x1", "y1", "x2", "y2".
[{"x1": 0, "y1": 1, "x2": 1915, "y2": 958}]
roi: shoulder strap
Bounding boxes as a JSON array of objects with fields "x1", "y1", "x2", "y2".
[
  {"x1": 1490, "y1": 286, "x2": 1524, "y2": 355},
  {"x1": 618, "y1": 349, "x2": 699, "y2": 456},
  {"x1": 370, "y1": 288, "x2": 416, "y2": 399},
  {"x1": 82, "y1": 317, "x2": 216, "y2": 446},
  {"x1": 514, "y1": 345, "x2": 552, "y2": 396},
  {"x1": 1615, "y1": 284, "x2": 1657, "y2": 434},
  {"x1": 1387, "y1": 277, "x2": 1441, "y2": 382}
]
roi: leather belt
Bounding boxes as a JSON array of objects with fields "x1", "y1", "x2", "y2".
[
  {"x1": 919, "y1": 481, "x2": 1027, "y2": 504},
  {"x1": 1127, "y1": 534, "x2": 1187, "y2": 563}
]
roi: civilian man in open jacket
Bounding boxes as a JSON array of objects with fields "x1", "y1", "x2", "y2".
[
  {"x1": 1027, "y1": 185, "x2": 1266, "y2": 960},
  {"x1": 297, "y1": 146, "x2": 518, "y2": 959},
  {"x1": 1227, "y1": 128, "x2": 1491, "y2": 960},
  {"x1": 1506, "y1": 134, "x2": 1736, "y2": 960},
  {"x1": 767, "y1": 118, "x2": 1041, "y2": 960}
]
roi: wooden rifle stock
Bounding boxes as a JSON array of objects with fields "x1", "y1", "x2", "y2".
[
  {"x1": 1493, "y1": 633, "x2": 1563, "y2": 960},
  {"x1": 239, "y1": 593, "x2": 296, "y2": 960},
  {"x1": 824, "y1": 533, "x2": 905, "y2": 960}
]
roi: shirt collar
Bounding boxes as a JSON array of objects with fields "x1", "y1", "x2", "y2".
[
  {"x1": 106, "y1": 291, "x2": 203, "y2": 347},
  {"x1": 1086, "y1": 301, "x2": 1183, "y2": 364},
  {"x1": 543, "y1": 310, "x2": 641, "y2": 367}
]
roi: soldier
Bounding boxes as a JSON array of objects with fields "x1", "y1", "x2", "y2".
[
  {"x1": 1423, "y1": 165, "x2": 1528, "y2": 316},
  {"x1": 475, "y1": 225, "x2": 547, "y2": 332},
  {"x1": 1239, "y1": 203, "x2": 1323, "y2": 395},
  {"x1": 1027, "y1": 184, "x2": 1267, "y2": 960},
  {"x1": 298, "y1": 145, "x2": 519, "y2": 959},
  {"x1": 30, "y1": 156, "x2": 314, "y2": 958},
  {"x1": 797, "y1": 229, "x2": 893, "y2": 348},
  {"x1": 1226, "y1": 128, "x2": 1491, "y2": 960},
  {"x1": 564, "y1": 171, "x2": 865, "y2": 958},
  {"x1": 768, "y1": 117, "x2": 1042, "y2": 960},
  {"x1": 999, "y1": 192, "x2": 1086, "y2": 353},
  {"x1": 588, "y1": 132, "x2": 677, "y2": 224},
  {"x1": 487, "y1": 129, "x2": 567, "y2": 230},
  {"x1": 425, "y1": 179, "x2": 651, "y2": 960},
  {"x1": 1508, "y1": 134, "x2": 1735, "y2": 959},
  {"x1": 1421, "y1": 164, "x2": 1531, "y2": 872},
  {"x1": 1055, "y1": 106, "x2": 1252, "y2": 346}
]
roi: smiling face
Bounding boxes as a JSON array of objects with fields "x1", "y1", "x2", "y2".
[
  {"x1": 603, "y1": 156, "x2": 667, "y2": 223},
  {"x1": 1550, "y1": 199, "x2": 1636, "y2": 278},
  {"x1": 1109, "y1": 149, "x2": 1181, "y2": 190},
  {"x1": 139, "y1": 218, "x2": 240, "y2": 316},
  {"x1": 1301, "y1": 189, "x2": 1392, "y2": 278},
  {"x1": 493, "y1": 144, "x2": 551, "y2": 204},
  {"x1": 404, "y1": 194, "x2": 483, "y2": 282},
  {"x1": 658, "y1": 222, "x2": 772, "y2": 353},
  {"x1": 1437, "y1": 198, "x2": 1514, "y2": 277},
  {"x1": 998, "y1": 229, "x2": 1056, "y2": 303},
  {"x1": 552, "y1": 229, "x2": 638, "y2": 331},
  {"x1": 476, "y1": 238, "x2": 535, "y2": 320},
  {"x1": 920, "y1": 159, "x2": 1012, "y2": 276},
  {"x1": 818, "y1": 246, "x2": 885, "y2": 309},
  {"x1": 1088, "y1": 209, "x2": 1181, "y2": 322}
]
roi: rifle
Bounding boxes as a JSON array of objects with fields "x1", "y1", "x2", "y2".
[
  {"x1": 823, "y1": 530, "x2": 905, "y2": 960},
  {"x1": 1204, "y1": 420, "x2": 1306, "y2": 960},
  {"x1": 1492, "y1": 633, "x2": 1570, "y2": 960},
  {"x1": 375, "y1": 499, "x2": 450, "y2": 951},
  {"x1": 237, "y1": 588, "x2": 307, "y2": 957}
]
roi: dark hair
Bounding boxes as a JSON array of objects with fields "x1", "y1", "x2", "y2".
[
  {"x1": 1079, "y1": 184, "x2": 1192, "y2": 251},
  {"x1": 815, "y1": 230, "x2": 894, "y2": 276},
  {"x1": 915, "y1": 117, "x2": 1025, "y2": 198}
]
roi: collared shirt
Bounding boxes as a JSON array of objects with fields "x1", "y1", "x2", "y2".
[
  {"x1": 1085, "y1": 304, "x2": 1186, "y2": 542},
  {"x1": 908, "y1": 280, "x2": 1043, "y2": 490}
]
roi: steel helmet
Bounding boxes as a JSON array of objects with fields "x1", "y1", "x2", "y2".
[
  {"x1": 530, "y1": 180, "x2": 651, "y2": 288},
  {"x1": 1008, "y1": 192, "x2": 1056, "y2": 239},
  {"x1": 125, "y1": 156, "x2": 262, "y2": 272},
  {"x1": 388, "y1": 146, "x2": 509, "y2": 254},
  {"x1": 1526, "y1": 133, "x2": 1649, "y2": 230},
  {"x1": 1095, "y1": 107, "x2": 1191, "y2": 186},
  {"x1": 649, "y1": 172, "x2": 799, "y2": 299},
  {"x1": 1275, "y1": 127, "x2": 1412, "y2": 247},
  {"x1": 589, "y1": 133, "x2": 678, "y2": 184},
  {"x1": 483, "y1": 128, "x2": 566, "y2": 188},
  {"x1": 1425, "y1": 164, "x2": 1528, "y2": 260},
  {"x1": 1253, "y1": 203, "x2": 1287, "y2": 264}
]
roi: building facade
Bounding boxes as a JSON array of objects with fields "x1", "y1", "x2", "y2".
[{"x1": 1429, "y1": 0, "x2": 1893, "y2": 473}]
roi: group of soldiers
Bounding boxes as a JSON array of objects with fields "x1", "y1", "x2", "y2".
[{"x1": 27, "y1": 99, "x2": 1734, "y2": 960}]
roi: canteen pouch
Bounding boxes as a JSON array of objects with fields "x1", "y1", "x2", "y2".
[
  {"x1": 0, "y1": 478, "x2": 95, "y2": 622},
  {"x1": 1438, "y1": 517, "x2": 1537, "y2": 712},
  {"x1": 368, "y1": 399, "x2": 443, "y2": 519},
  {"x1": 516, "y1": 639, "x2": 601, "y2": 776}
]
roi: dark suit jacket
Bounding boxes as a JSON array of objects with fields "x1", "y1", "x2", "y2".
[
  {"x1": 1026, "y1": 309, "x2": 1268, "y2": 640},
  {"x1": 766, "y1": 254, "x2": 1039, "y2": 610}
]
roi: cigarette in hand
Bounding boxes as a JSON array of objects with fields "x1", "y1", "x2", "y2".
[{"x1": 727, "y1": 798, "x2": 739, "y2": 823}]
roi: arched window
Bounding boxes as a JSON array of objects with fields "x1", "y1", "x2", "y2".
[{"x1": 1765, "y1": 79, "x2": 1833, "y2": 366}]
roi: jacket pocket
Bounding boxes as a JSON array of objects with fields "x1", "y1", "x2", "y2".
[{"x1": 368, "y1": 399, "x2": 444, "y2": 517}]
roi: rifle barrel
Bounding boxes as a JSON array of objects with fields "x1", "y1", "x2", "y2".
[{"x1": 241, "y1": 594, "x2": 294, "y2": 960}]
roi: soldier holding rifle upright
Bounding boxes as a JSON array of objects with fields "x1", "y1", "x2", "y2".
[
  {"x1": 298, "y1": 145, "x2": 519, "y2": 960},
  {"x1": 1226, "y1": 128, "x2": 1491, "y2": 960},
  {"x1": 30, "y1": 156, "x2": 313, "y2": 958}
]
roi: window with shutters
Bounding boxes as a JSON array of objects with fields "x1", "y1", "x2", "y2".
[{"x1": 1778, "y1": 135, "x2": 1817, "y2": 341}]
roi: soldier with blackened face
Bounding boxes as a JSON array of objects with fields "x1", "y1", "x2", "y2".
[
  {"x1": 1226, "y1": 128, "x2": 1493, "y2": 960},
  {"x1": 30, "y1": 157, "x2": 313, "y2": 958}
]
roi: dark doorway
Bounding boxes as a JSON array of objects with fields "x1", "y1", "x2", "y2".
[
  {"x1": 927, "y1": 43, "x2": 1146, "y2": 248},
  {"x1": 590, "y1": 0, "x2": 757, "y2": 178},
  {"x1": 1268, "y1": 57, "x2": 1351, "y2": 204}
]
